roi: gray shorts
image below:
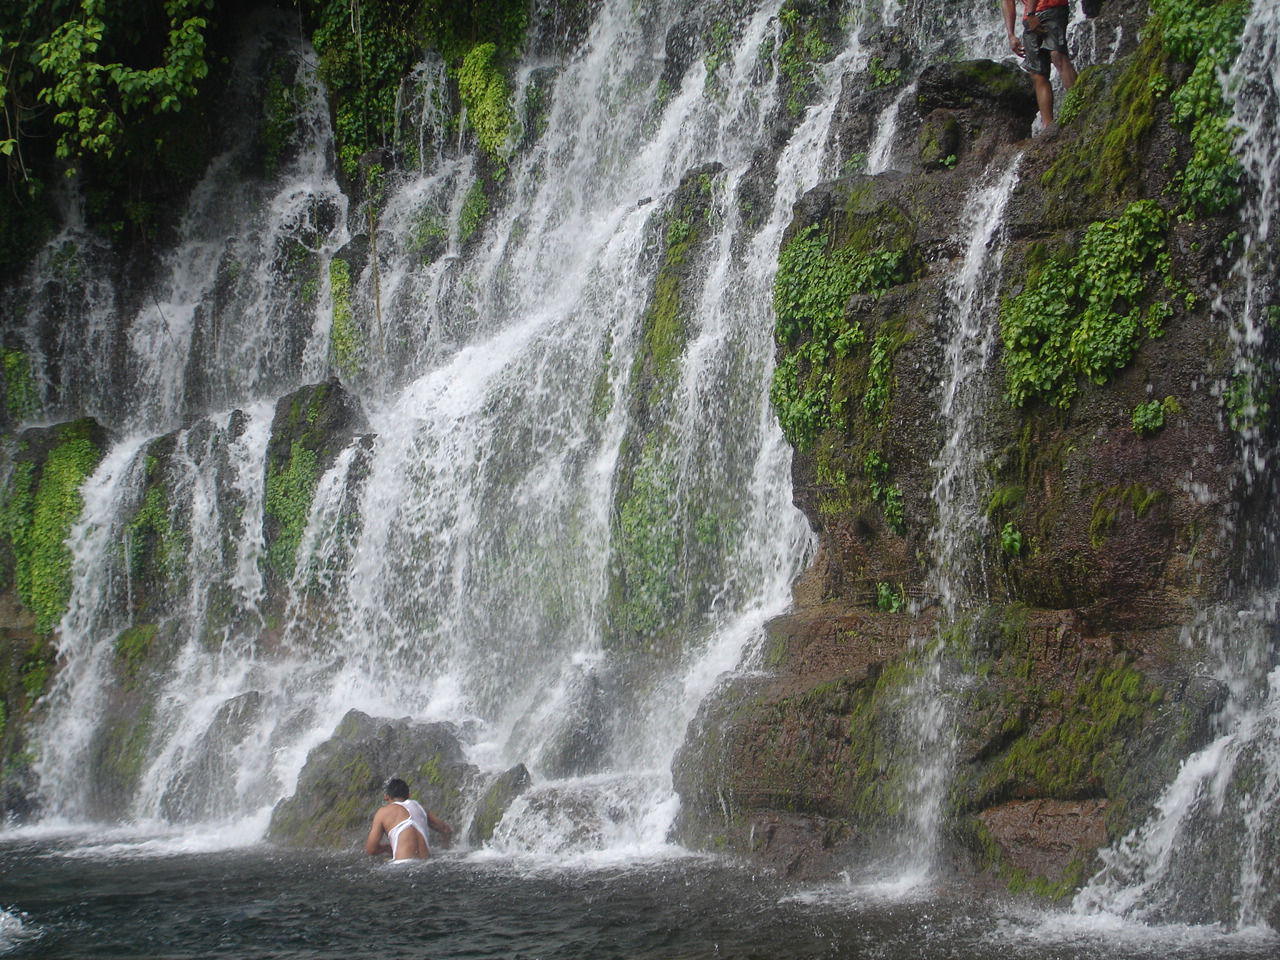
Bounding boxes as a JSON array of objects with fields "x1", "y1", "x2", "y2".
[{"x1": 1022, "y1": 5, "x2": 1070, "y2": 77}]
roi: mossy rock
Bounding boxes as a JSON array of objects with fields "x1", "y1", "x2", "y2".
[
  {"x1": 915, "y1": 60, "x2": 1036, "y2": 118},
  {"x1": 467, "y1": 762, "x2": 532, "y2": 846},
  {"x1": 263, "y1": 379, "x2": 367, "y2": 585},
  {"x1": 268, "y1": 709, "x2": 477, "y2": 850}
]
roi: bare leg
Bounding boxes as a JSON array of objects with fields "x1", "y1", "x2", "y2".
[
  {"x1": 1052, "y1": 51, "x2": 1077, "y2": 90},
  {"x1": 1031, "y1": 72, "x2": 1054, "y2": 127}
]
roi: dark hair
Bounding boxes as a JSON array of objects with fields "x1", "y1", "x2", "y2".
[{"x1": 385, "y1": 778, "x2": 410, "y2": 799}]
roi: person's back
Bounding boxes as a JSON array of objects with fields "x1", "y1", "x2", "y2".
[
  {"x1": 381, "y1": 799, "x2": 431, "y2": 859},
  {"x1": 366, "y1": 778, "x2": 452, "y2": 860}
]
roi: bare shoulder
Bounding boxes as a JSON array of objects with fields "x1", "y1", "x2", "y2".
[{"x1": 378, "y1": 801, "x2": 409, "y2": 825}]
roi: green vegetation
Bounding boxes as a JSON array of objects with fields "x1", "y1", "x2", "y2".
[
  {"x1": 460, "y1": 179, "x2": 489, "y2": 243},
  {"x1": 29, "y1": 0, "x2": 213, "y2": 169},
  {"x1": 704, "y1": 20, "x2": 734, "y2": 96},
  {"x1": 264, "y1": 439, "x2": 320, "y2": 580},
  {"x1": 328, "y1": 257, "x2": 360, "y2": 379},
  {"x1": 984, "y1": 655, "x2": 1161, "y2": 799},
  {"x1": 999, "y1": 521, "x2": 1024, "y2": 557},
  {"x1": 310, "y1": 0, "x2": 418, "y2": 179},
  {"x1": 770, "y1": 224, "x2": 908, "y2": 449},
  {"x1": 777, "y1": 1, "x2": 836, "y2": 116},
  {"x1": 2, "y1": 420, "x2": 102, "y2": 633},
  {"x1": 1090, "y1": 483, "x2": 1164, "y2": 546},
  {"x1": 875, "y1": 581, "x2": 905, "y2": 612},
  {"x1": 864, "y1": 451, "x2": 905, "y2": 534},
  {"x1": 615, "y1": 440, "x2": 679, "y2": 646},
  {"x1": 261, "y1": 67, "x2": 306, "y2": 176},
  {"x1": 457, "y1": 42, "x2": 516, "y2": 162},
  {"x1": 867, "y1": 56, "x2": 902, "y2": 89},
  {"x1": 124, "y1": 478, "x2": 185, "y2": 586},
  {"x1": 1000, "y1": 200, "x2": 1171, "y2": 408},
  {"x1": 3, "y1": 348, "x2": 38, "y2": 421},
  {"x1": 1158, "y1": 0, "x2": 1248, "y2": 214},
  {"x1": 1132, "y1": 395, "x2": 1179, "y2": 435},
  {"x1": 1224, "y1": 369, "x2": 1272, "y2": 433},
  {"x1": 1044, "y1": 0, "x2": 1247, "y2": 216},
  {"x1": 114, "y1": 623, "x2": 159, "y2": 687}
]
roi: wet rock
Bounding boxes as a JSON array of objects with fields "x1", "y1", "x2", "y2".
[
  {"x1": 660, "y1": 19, "x2": 703, "y2": 97},
  {"x1": 159, "y1": 691, "x2": 264, "y2": 822},
  {"x1": 468, "y1": 763, "x2": 533, "y2": 846},
  {"x1": 978, "y1": 799, "x2": 1109, "y2": 882},
  {"x1": 916, "y1": 60, "x2": 1036, "y2": 118},
  {"x1": 268, "y1": 708, "x2": 478, "y2": 849}
]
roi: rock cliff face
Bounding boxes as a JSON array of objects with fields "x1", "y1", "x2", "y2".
[{"x1": 672, "y1": 0, "x2": 1266, "y2": 895}]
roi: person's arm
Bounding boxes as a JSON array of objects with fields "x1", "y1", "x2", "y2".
[
  {"x1": 1003, "y1": 0, "x2": 1024, "y2": 56},
  {"x1": 365, "y1": 809, "x2": 391, "y2": 855},
  {"x1": 426, "y1": 810, "x2": 453, "y2": 839}
]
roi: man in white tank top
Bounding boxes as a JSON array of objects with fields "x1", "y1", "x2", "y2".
[{"x1": 365, "y1": 778, "x2": 453, "y2": 859}]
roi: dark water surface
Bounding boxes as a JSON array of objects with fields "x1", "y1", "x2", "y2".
[{"x1": 2, "y1": 833, "x2": 1276, "y2": 959}]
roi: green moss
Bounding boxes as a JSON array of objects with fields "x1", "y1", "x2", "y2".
[
  {"x1": 114, "y1": 624, "x2": 159, "y2": 687},
  {"x1": 409, "y1": 207, "x2": 449, "y2": 264},
  {"x1": 328, "y1": 258, "x2": 360, "y2": 379},
  {"x1": 5, "y1": 421, "x2": 102, "y2": 634},
  {"x1": 3, "y1": 349, "x2": 39, "y2": 422},
  {"x1": 1046, "y1": 0, "x2": 1247, "y2": 216},
  {"x1": 418, "y1": 752, "x2": 443, "y2": 787},
  {"x1": 100, "y1": 704, "x2": 155, "y2": 796},
  {"x1": 459, "y1": 179, "x2": 489, "y2": 243},
  {"x1": 124, "y1": 473, "x2": 185, "y2": 588},
  {"x1": 1001, "y1": 200, "x2": 1171, "y2": 408},
  {"x1": 615, "y1": 441, "x2": 680, "y2": 646},
  {"x1": 457, "y1": 42, "x2": 516, "y2": 162},
  {"x1": 1090, "y1": 483, "x2": 1165, "y2": 546},
  {"x1": 1042, "y1": 37, "x2": 1166, "y2": 205},
  {"x1": 984, "y1": 656, "x2": 1160, "y2": 800},
  {"x1": 264, "y1": 440, "x2": 321, "y2": 580}
]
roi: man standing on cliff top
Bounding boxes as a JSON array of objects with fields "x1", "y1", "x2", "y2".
[
  {"x1": 366, "y1": 778, "x2": 453, "y2": 860},
  {"x1": 1004, "y1": 0, "x2": 1078, "y2": 130}
]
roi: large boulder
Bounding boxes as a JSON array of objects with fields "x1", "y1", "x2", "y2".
[{"x1": 268, "y1": 709, "x2": 477, "y2": 849}]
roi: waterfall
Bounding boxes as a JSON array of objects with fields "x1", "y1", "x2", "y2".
[
  {"x1": 894, "y1": 156, "x2": 1022, "y2": 876},
  {"x1": 26, "y1": 0, "x2": 852, "y2": 848},
  {"x1": 1073, "y1": 0, "x2": 1280, "y2": 930}
]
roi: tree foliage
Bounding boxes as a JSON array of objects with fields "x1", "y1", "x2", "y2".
[{"x1": 2, "y1": 0, "x2": 215, "y2": 176}]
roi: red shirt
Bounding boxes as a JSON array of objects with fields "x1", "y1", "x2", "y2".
[{"x1": 1024, "y1": 0, "x2": 1068, "y2": 12}]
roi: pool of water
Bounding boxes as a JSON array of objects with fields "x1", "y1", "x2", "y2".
[{"x1": 2, "y1": 829, "x2": 1276, "y2": 959}]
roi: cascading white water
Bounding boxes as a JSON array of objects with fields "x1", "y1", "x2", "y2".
[
  {"x1": 894, "y1": 156, "x2": 1022, "y2": 876},
  {"x1": 1072, "y1": 0, "x2": 1280, "y2": 930},
  {"x1": 30, "y1": 0, "x2": 831, "y2": 851}
]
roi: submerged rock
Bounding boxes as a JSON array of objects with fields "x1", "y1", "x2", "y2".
[{"x1": 268, "y1": 709, "x2": 477, "y2": 850}]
